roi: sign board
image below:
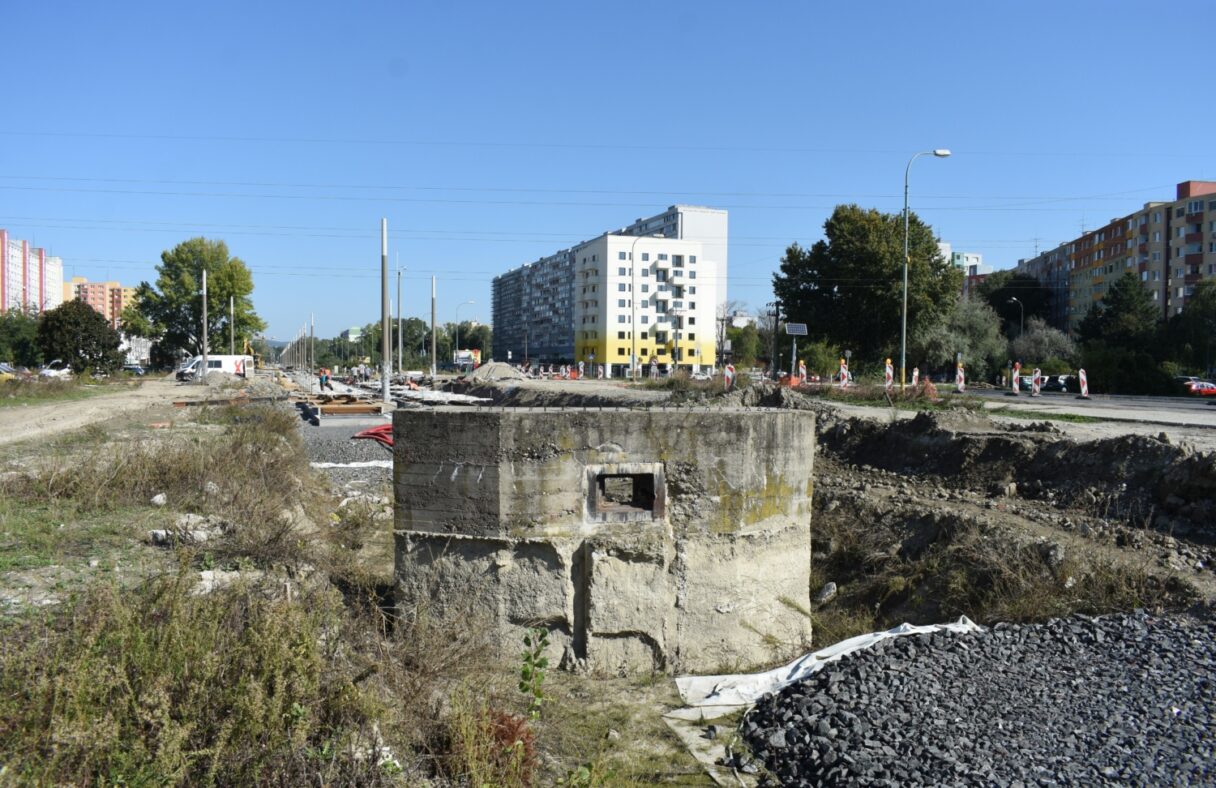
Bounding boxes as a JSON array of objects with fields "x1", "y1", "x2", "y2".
[{"x1": 785, "y1": 323, "x2": 808, "y2": 336}]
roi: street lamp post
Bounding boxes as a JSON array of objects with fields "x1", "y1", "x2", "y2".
[
  {"x1": 901, "y1": 148, "x2": 951, "y2": 391},
  {"x1": 630, "y1": 233, "x2": 660, "y2": 382},
  {"x1": 455, "y1": 299, "x2": 474, "y2": 371},
  {"x1": 1008, "y1": 297, "x2": 1024, "y2": 337}
]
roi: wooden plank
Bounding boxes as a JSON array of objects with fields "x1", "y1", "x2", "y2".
[{"x1": 319, "y1": 403, "x2": 385, "y2": 415}]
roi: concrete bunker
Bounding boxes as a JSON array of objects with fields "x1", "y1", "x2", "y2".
[{"x1": 393, "y1": 407, "x2": 815, "y2": 674}]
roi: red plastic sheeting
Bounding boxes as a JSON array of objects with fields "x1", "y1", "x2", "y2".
[{"x1": 352, "y1": 423, "x2": 393, "y2": 448}]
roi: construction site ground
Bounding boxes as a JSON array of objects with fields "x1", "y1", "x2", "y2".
[{"x1": 2, "y1": 371, "x2": 1214, "y2": 783}]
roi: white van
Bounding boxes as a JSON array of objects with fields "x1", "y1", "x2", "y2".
[{"x1": 176, "y1": 355, "x2": 254, "y2": 381}]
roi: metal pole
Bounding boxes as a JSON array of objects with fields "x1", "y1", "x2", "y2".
[
  {"x1": 396, "y1": 263, "x2": 403, "y2": 374},
  {"x1": 200, "y1": 268, "x2": 208, "y2": 385},
  {"x1": 901, "y1": 154, "x2": 916, "y2": 394},
  {"x1": 229, "y1": 295, "x2": 234, "y2": 355},
  {"x1": 790, "y1": 336, "x2": 796, "y2": 379},
  {"x1": 381, "y1": 218, "x2": 390, "y2": 404},
  {"x1": 310, "y1": 314, "x2": 315, "y2": 391},
  {"x1": 901, "y1": 148, "x2": 949, "y2": 393},
  {"x1": 430, "y1": 275, "x2": 437, "y2": 379}
]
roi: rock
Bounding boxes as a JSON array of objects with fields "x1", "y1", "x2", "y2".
[
  {"x1": 815, "y1": 582, "x2": 838, "y2": 605},
  {"x1": 151, "y1": 493, "x2": 167, "y2": 507},
  {"x1": 606, "y1": 729, "x2": 621, "y2": 742},
  {"x1": 204, "y1": 480, "x2": 220, "y2": 495}
]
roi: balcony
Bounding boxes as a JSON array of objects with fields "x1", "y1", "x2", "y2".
[{"x1": 1186, "y1": 232, "x2": 1203, "y2": 244}]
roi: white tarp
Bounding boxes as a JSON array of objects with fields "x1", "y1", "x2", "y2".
[
  {"x1": 310, "y1": 460, "x2": 393, "y2": 469},
  {"x1": 670, "y1": 616, "x2": 982, "y2": 721}
]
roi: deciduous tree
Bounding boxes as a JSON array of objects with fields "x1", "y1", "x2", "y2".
[
  {"x1": 36, "y1": 299, "x2": 124, "y2": 374},
  {"x1": 0, "y1": 308, "x2": 42, "y2": 367},
  {"x1": 125, "y1": 238, "x2": 265, "y2": 358},
  {"x1": 772, "y1": 204, "x2": 961, "y2": 363}
]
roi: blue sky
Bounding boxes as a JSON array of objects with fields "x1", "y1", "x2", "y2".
[{"x1": 4, "y1": 1, "x2": 1214, "y2": 340}]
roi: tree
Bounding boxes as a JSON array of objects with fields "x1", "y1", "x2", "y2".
[
  {"x1": 982, "y1": 274, "x2": 1053, "y2": 337},
  {"x1": 1076, "y1": 272, "x2": 1160, "y2": 355},
  {"x1": 909, "y1": 297, "x2": 1005, "y2": 382},
  {"x1": 726, "y1": 323, "x2": 761, "y2": 367},
  {"x1": 1164, "y1": 280, "x2": 1216, "y2": 374},
  {"x1": 1008, "y1": 317, "x2": 1076, "y2": 370},
  {"x1": 772, "y1": 204, "x2": 961, "y2": 363},
  {"x1": 0, "y1": 308, "x2": 42, "y2": 367},
  {"x1": 126, "y1": 238, "x2": 266, "y2": 358},
  {"x1": 36, "y1": 300, "x2": 124, "y2": 374}
]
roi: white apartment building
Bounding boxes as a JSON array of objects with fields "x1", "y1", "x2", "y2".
[
  {"x1": 493, "y1": 205, "x2": 727, "y2": 373},
  {"x1": 1, "y1": 229, "x2": 64, "y2": 314},
  {"x1": 571, "y1": 233, "x2": 717, "y2": 375}
]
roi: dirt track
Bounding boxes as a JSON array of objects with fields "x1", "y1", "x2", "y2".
[{"x1": 0, "y1": 378, "x2": 215, "y2": 447}]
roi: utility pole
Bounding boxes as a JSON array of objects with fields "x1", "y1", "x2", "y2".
[
  {"x1": 200, "y1": 268, "x2": 208, "y2": 385},
  {"x1": 430, "y1": 276, "x2": 437, "y2": 380},
  {"x1": 396, "y1": 263, "x2": 403, "y2": 375},
  {"x1": 229, "y1": 295, "x2": 235, "y2": 355},
  {"x1": 310, "y1": 314, "x2": 315, "y2": 390},
  {"x1": 381, "y1": 218, "x2": 390, "y2": 404}
]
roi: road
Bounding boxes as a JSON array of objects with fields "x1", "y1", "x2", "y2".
[{"x1": 968, "y1": 387, "x2": 1216, "y2": 427}]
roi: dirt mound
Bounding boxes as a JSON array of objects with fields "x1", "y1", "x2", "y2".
[
  {"x1": 467, "y1": 362, "x2": 525, "y2": 382},
  {"x1": 821, "y1": 410, "x2": 1216, "y2": 543}
]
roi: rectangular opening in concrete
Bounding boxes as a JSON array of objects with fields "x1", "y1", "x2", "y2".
[
  {"x1": 596, "y1": 473, "x2": 656, "y2": 514},
  {"x1": 584, "y1": 462, "x2": 666, "y2": 523}
]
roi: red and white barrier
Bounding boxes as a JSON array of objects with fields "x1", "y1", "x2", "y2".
[
  {"x1": 1031, "y1": 368, "x2": 1042, "y2": 397},
  {"x1": 911, "y1": 367, "x2": 919, "y2": 387},
  {"x1": 1011, "y1": 362, "x2": 1021, "y2": 395},
  {"x1": 798, "y1": 361, "x2": 806, "y2": 385},
  {"x1": 884, "y1": 360, "x2": 894, "y2": 390},
  {"x1": 597, "y1": 364, "x2": 604, "y2": 379},
  {"x1": 724, "y1": 363, "x2": 736, "y2": 391},
  {"x1": 839, "y1": 359, "x2": 848, "y2": 388},
  {"x1": 1079, "y1": 368, "x2": 1089, "y2": 398},
  {"x1": 956, "y1": 364, "x2": 965, "y2": 393}
]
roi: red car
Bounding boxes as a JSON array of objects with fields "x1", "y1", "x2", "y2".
[{"x1": 1186, "y1": 380, "x2": 1216, "y2": 396}]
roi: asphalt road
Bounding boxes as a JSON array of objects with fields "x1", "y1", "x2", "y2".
[{"x1": 969, "y1": 387, "x2": 1216, "y2": 415}]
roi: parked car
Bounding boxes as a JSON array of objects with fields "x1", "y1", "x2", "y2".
[
  {"x1": 122, "y1": 364, "x2": 146, "y2": 376},
  {"x1": 39, "y1": 359, "x2": 72, "y2": 379},
  {"x1": 1040, "y1": 375, "x2": 1070, "y2": 393},
  {"x1": 0, "y1": 362, "x2": 18, "y2": 383}
]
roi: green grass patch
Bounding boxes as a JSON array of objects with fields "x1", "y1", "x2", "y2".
[
  {"x1": 0, "y1": 498, "x2": 159, "y2": 573},
  {"x1": 987, "y1": 407, "x2": 1104, "y2": 424},
  {"x1": 816, "y1": 383, "x2": 986, "y2": 413}
]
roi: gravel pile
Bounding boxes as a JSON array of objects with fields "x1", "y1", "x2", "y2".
[
  {"x1": 467, "y1": 361, "x2": 524, "y2": 381},
  {"x1": 740, "y1": 611, "x2": 1216, "y2": 786}
]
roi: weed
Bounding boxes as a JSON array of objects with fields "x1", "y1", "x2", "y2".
[
  {"x1": 442, "y1": 689, "x2": 537, "y2": 786},
  {"x1": 519, "y1": 627, "x2": 550, "y2": 719},
  {"x1": 0, "y1": 569, "x2": 402, "y2": 785}
]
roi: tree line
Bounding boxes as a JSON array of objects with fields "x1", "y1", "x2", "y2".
[{"x1": 758, "y1": 203, "x2": 1208, "y2": 394}]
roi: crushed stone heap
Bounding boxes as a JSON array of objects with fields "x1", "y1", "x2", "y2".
[{"x1": 741, "y1": 610, "x2": 1216, "y2": 786}]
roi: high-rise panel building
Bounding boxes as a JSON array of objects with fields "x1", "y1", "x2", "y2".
[
  {"x1": 1013, "y1": 181, "x2": 1216, "y2": 330},
  {"x1": 1, "y1": 230, "x2": 63, "y2": 314},
  {"x1": 492, "y1": 206, "x2": 726, "y2": 374}
]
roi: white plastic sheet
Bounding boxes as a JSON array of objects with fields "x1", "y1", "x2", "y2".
[{"x1": 669, "y1": 616, "x2": 982, "y2": 721}]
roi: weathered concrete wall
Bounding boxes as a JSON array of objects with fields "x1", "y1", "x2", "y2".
[{"x1": 394, "y1": 407, "x2": 814, "y2": 674}]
